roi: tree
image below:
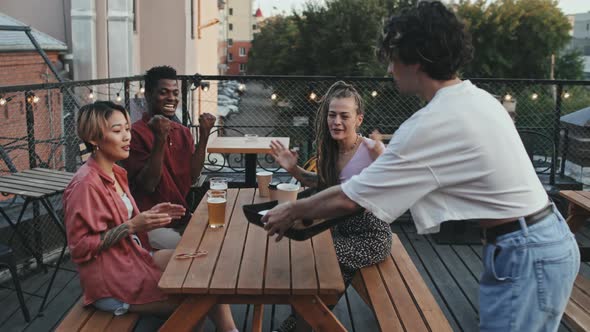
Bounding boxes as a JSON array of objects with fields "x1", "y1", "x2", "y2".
[
  {"x1": 555, "y1": 49, "x2": 585, "y2": 80},
  {"x1": 457, "y1": 0, "x2": 579, "y2": 79},
  {"x1": 248, "y1": 0, "x2": 418, "y2": 76}
]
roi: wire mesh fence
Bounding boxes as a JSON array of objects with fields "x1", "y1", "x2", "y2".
[{"x1": 1, "y1": 75, "x2": 590, "y2": 264}]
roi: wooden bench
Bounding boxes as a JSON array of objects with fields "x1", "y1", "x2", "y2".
[
  {"x1": 351, "y1": 234, "x2": 452, "y2": 332},
  {"x1": 564, "y1": 274, "x2": 590, "y2": 332},
  {"x1": 56, "y1": 298, "x2": 139, "y2": 332}
]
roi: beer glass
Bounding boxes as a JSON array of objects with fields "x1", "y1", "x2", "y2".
[
  {"x1": 210, "y1": 177, "x2": 229, "y2": 191},
  {"x1": 207, "y1": 190, "x2": 226, "y2": 228}
]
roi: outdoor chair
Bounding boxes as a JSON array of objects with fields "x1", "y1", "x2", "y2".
[{"x1": 0, "y1": 243, "x2": 30, "y2": 322}]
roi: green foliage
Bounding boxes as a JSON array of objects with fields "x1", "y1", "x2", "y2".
[
  {"x1": 457, "y1": 0, "x2": 580, "y2": 79},
  {"x1": 248, "y1": 0, "x2": 419, "y2": 76},
  {"x1": 555, "y1": 49, "x2": 585, "y2": 80}
]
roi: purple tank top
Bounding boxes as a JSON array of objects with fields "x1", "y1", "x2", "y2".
[{"x1": 339, "y1": 138, "x2": 375, "y2": 183}]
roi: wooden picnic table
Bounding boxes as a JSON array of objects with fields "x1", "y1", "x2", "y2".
[
  {"x1": 0, "y1": 167, "x2": 73, "y2": 314},
  {"x1": 158, "y1": 188, "x2": 346, "y2": 332},
  {"x1": 559, "y1": 190, "x2": 590, "y2": 261},
  {"x1": 206, "y1": 137, "x2": 289, "y2": 187}
]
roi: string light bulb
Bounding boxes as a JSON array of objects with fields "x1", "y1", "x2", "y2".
[
  {"x1": 564, "y1": 92, "x2": 571, "y2": 99},
  {"x1": 88, "y1": 89, "x2": 94, "y2": 100},
  {"x1": 504, "y1": 94, "x2": 512, "y2": 102},
  {"x1": 200, "y1": 81, "x2": 210, "y2": 92},
  {"x1": 139, "y1": 83, "x2": 145, "y2": 94},
  {"x1": 238, "y1": 83, "x2": 246, "y2": 92},
  {"x1": 371, "y1": 90, "x2": 378, "y2": 98},
  {"x1": 116, "y1": 93, "x2": 122, "y2": 102},
  {"x1": 309, "y1": 92, "x2": 317, "y2": 100},
  {"x1": 531, "y1": 93, "x2": 538, "y2": 100},
  {"x1": 32, "y1": 95, "x2": 39, "y2": 103},
  {"x1": 0, "y1": 97, "x2": 6, "y2": 106},
  {"x1": 271, "y1": 93, "x2": 277, "y2": 100}
]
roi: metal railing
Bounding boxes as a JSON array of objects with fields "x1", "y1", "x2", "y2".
[{"x1": 1, "y1": 75, "x2": 590, "y2": 264}]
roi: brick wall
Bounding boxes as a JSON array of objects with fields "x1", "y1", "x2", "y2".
[
  {"x1": 226, "y1": 41, "x2": 251, "y2": 75},
  {"x1": 0, "y1": 51, "x2": 65, "y2": 178}
]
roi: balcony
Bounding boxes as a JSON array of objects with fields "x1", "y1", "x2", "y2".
[{"x1": 0, "y1": 75, "x2": 589, "y2": 331}]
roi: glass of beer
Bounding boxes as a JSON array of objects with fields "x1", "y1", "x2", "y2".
[
  {"x1": 207, "y1": 190, "x2": 226, "y2": 228},
  {"x1": 210, "y1": 177, "x2": 229, "y2": 191}
]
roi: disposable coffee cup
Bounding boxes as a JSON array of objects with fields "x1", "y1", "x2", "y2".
[
  {"x1": 276, "y1": 183, "x2": 300, "y2": 204},
  {"x1": 256, "y1": 171, "x2": 273, "y2": 197},
  {"x1": 268, "y1": 181, "x2": 282, "y2": 201}
]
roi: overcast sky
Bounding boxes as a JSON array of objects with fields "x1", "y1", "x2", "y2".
[{"x1": 257, "y1": 0, "x2": 590, "y2": 16}]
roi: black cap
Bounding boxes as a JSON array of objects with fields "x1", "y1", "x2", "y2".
[{"x1": 268, "y1": 181, "x2": 282, "y2": 190}]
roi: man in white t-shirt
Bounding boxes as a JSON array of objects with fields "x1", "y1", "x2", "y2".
[{"x1": 262, "y1": 2, "x2": 579, "y2": 331}]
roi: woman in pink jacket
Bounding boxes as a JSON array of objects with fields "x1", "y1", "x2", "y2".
[{"x1": 64, "y1": 101, "x2": 236, "y2": 331}]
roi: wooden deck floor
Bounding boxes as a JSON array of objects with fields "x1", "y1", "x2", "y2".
[{"x1": 1, "y1": 222, "x2": 588, "y2": 332}]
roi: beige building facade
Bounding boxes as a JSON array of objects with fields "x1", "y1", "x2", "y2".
[{"x1": 3, "y1": 0, "x2": 222, "y2": 117}]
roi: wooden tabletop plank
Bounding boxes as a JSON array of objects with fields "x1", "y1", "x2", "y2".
[
  {"x1": 390, "y1": 234, "x2": 452, "y2": 331},
  {"x1": 378, "y1": 254, "x2": 429, "y2": 332},
  {"x1": 560, "y1": 191, "x2": 590, "y2": 210},
  {"x1": 14, "y1": 172, "x2": 72, "y2": 185},
  {"x1": 236, "y1": 191, "x2": 270, "y2": 294},
  {"x1": 209, "y1": 188, "x2": 255, "y2": 294},
  {"x1": 159, "y1": 197, "x2": 212, "y2": 292},
  {"x1": 19, "y1": 170, "x2": 73, "y2": 182},
  {"x1": 312, "y1": 230, "x2": 345, "y2": 295},
  {"x1": 0, "y1": 181, "x2": 54, "y2": 195},
  {"x1": 291, "y1": 238, "x2": 318, "y2": 295},
  {"x1": 31, "y1": 167, "x2": 75, "y2": 177},
  {"x1": 0, "y1": 185, "x2": 44, "y2": 198},
  {"x1": 207, "y1": 137, "x2": 289, "y2": 154},
  {"x1": 0, "y1": 176, "x2": 66, "y2": 191},
  {"x1": 182, "y1": 189, "x2": 239, "y2": 293},
  {"x1": 264, "y1": 235, "x2": 291, "y2": 295}
]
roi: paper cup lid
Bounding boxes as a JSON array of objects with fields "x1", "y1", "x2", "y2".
[
  {"x1": 277, "y1": 183, "x2": 300, "y2": 191},
  {"x1": 256, "y1": 171, "x2": 273, "y2": 176}
]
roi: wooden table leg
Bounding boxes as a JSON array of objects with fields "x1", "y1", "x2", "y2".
[
  {"x1": 159, "y1": 295, "x2": 218, "y2": 332},
  {"x1": 252, "y1": 304, "x2": 264, "y2": 332},
  {"x1": 290, "y1": 295, "x2": 347, "y2": 332}
]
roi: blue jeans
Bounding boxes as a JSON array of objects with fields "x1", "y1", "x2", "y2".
[
  {"x1": 93, "y1": 298, "x2": 130, "y2": 316},
  {"x1": 479, "y1": 205, "x2": 580, "y2": 331}
]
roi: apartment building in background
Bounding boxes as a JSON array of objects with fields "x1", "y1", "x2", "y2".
[
  {"x1": 3, "y1": 0, "x2": 221, "y2": 119},
  {"x1": 568, "y1": 12, "x2": 590, "y2": 79},
  {"x1": 219, "y1": 0, "x2": 259, "y2": 75}
]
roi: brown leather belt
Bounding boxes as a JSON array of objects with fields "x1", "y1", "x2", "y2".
[{"x1": 481, "y1": 205, "x2": 554, "y2": 244}]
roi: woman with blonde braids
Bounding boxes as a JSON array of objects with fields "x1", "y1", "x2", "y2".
[{"x1": 270, "y1": 81, "x2": 392, "y2": 332}]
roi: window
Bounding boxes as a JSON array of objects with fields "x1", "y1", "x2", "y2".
[
  {"x1": 239, "y1": 63, "x2": 246, "y2": 72},
  {"x1": 229, "y1": 8, "x2": 233, "y2": 15},
  {"x1": 133, "y1": 0, "x2": 137, "y2": 32},
  {"x1": 228, "y1": 38, "x2": 233, "y2": 46},
  {"x1": 252, "y1": 24, "x2": 257, "y2": 30},
  {"x1": 228, "y1": 53, "x2": 233, "y2": 62},
  {"x1": 229, "y1": 23, "x2": 233, "y2": 31},
  {"x1": 239, "y1": 47, "x2": 246, "y2": 56}
]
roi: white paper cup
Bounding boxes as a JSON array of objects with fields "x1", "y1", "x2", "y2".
[
  {"x1": 276, "y1": 183, "x2": 300, "y2": 203},
  {"x1": 256, "y1": 171, "x2": 273, "y2": 197}
]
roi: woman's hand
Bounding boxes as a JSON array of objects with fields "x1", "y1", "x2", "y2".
[
  {"x1": 149, "y1": 202, "x2": 186, "y2": 220},
  {"x1": 127, "y1": 211, "x2": 172, "y2": 233},
  {"x1": 362, "y1": 137, "x2": 385, "y2": 161},
  {"x1": 270, "y1": 140, "x2": 298, "y2": 173}
]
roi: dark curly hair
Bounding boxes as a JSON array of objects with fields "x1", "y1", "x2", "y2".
[
  {"x1": 378, "y1": 1, "x2": 473, "y2": 80},
  {"x1": 144, "y1": 65, "x2": 177, "y2": 94}
]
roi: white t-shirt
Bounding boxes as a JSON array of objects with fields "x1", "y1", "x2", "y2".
[{"x1": 341, "y1": 80, "x2": 548, "y2": 234}]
